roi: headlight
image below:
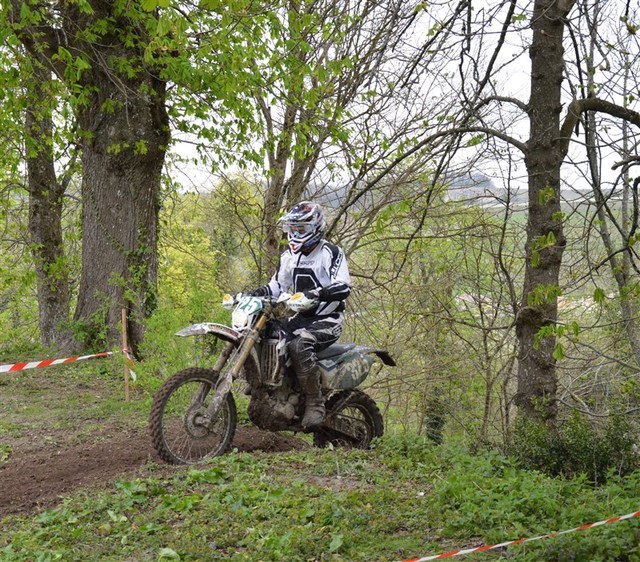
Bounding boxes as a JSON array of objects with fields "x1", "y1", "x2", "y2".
[{"x1": 232, "y1": 310, "x2": 249, "y2": 329}]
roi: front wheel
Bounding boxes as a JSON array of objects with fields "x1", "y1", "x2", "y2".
[
  {"x1": 313, "y1": 390, "x2": 383, "y2": 449},
  {"x1": 149, "y1": 367, "x2": 237, "y2": 464}
]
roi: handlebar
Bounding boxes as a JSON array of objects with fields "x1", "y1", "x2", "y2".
[
  {"x1": 222, "y1": 292, "x2": 291, "y2": 310},
  {"x1": 222, "y1": 291, "x2": 317, "y2": 312}
]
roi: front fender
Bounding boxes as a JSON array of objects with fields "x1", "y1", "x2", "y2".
[
  {"x1": 175, "y1": 322, "x2": 262, "y2": 381},
  {"x1": 176, "y1": 322, "x2": 240, "y2": 343}
]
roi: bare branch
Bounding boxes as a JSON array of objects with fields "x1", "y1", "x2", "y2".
[
  {"x1": 560, "y1": 97, "x2": 640, "y2": 149},
  {"x1": 475, "y1": 95, "x2": 528, "y2": 114}
]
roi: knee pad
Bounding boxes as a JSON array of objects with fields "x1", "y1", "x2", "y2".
[{"x1": 288, "y1": 337, "x2": 316, "y2": 374}]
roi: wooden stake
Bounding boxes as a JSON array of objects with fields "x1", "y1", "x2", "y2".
[{"x1": 122, "y1": 308, "x2": 130, "y2": 401}]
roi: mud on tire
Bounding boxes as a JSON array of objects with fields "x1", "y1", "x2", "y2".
[
  {"x1": 313, "y1": 390, "x2": 383, "y2": 449},
  {"x1": 149, "y1": 367, "x2": 237, "y2": 465}
]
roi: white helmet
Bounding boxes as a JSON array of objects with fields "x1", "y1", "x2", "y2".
[{"x1": 280, "y1": 201, "x2": 326, "y2": 253}]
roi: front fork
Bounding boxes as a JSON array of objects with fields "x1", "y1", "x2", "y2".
[{"x1": 203, "y1": 314, "x2": 269, "y2": 423}]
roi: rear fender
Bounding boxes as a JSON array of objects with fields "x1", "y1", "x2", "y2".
[
  {"x1": 176, "y1": 322, "x2": 262, "y2": 381},
  {"x1": 320, "y1": 346, "x2": 395, "y2": 390},
  {"x1": 356, "y1": 346, "x2": 396, "y2": 367}
]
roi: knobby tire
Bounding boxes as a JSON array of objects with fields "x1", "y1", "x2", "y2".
[
  {"x1": 313, "y1": 389, "x2": 383, "y2": 449},
  {"x1": 149, "y1": 367, "x2": 237, "y2": 465}
]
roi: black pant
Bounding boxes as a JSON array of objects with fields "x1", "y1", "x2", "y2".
[{"x1": 279, "y1": 313, "x2": 343, "y2": 376}]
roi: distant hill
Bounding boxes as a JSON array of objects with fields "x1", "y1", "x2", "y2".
[{"x1": 446, "y1": 171, "x2": 599, "y2": 207}]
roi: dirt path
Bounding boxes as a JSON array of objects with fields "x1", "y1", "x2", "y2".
[{"x1": 0, "y1": 425, "x2": 306, "y2": 518}]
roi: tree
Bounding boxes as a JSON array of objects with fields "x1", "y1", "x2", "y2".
[
  {"x1": 253, "y1": 0, "x2": 429, "y2": 267},
  {"x1": 576, "y1": 0, "x2": 640, "y2": 368},
  {"x1": 341, "y1": 0, "x2": 640, "y2": 428},
  {"x1": 5, "y1": 0, "x2": 170, "y2": 352},
  {"x1": 193, "y1": 0, "x2": 471, "y2": 274},
  {"x1": 0, "y1": 27, "x2": 80, "y2": 350},
  {"x1": 407, "y1": 0, "x2": 640, "y2": 427},
  {"x1": 347, "y1": 195, "x2": 522, "y2": 445},
  {"x1": 513, "y1": 0, "x2": 640, "y2": 425},
  {"x1": 535, "y1": 0, "x2": 640, "y2": 419},
  {"x1": 24, "y1": 60, "x2": 72, "y2": 348}
]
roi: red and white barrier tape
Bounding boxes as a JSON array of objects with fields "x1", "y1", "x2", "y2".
[
  {"x1": 121, "y1": 348, "x2": 138, "y2": 381},
  {"x1": 402, "y1": 509, "x2": 640, "y2": 561},
  {"x1": 0, "y1": 350, "x2": 136, "y2": 380},
  {"x1": 0, "y1": 352, "x2": 113, "y2": 373}
]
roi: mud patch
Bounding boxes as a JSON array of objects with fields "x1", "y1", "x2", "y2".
[
  {"x1": 0, "y1": 367, "x2": 307, "y2": 518},
  {"x1": 0, "y1": 425, "x2": 307, "y2": 518}
]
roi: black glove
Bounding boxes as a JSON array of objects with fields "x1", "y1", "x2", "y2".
[
  {"x1": 303, "y1": 288, "x2": 321, "y2": 300},
  {"x1": 249, "y1": 287, "x2": 269, "y2": 297}
]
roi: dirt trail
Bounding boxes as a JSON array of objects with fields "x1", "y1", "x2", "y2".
[{"x1": 0, "y1": 425, "x2": 306, "y2": 518}]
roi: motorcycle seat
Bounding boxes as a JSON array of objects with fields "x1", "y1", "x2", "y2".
[{"x1": 317, "y1": 343, "x2": 356, "y2": 360}]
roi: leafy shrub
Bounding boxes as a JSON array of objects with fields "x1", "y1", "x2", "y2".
[
  {"x1": 511, "y1": 409, "x2": 638, "y2": 484},
  {"x1": 135, "y1": 297, "x2": 230, "y2": 391},
  {"x1": 422, "y1": 391, "x2": 447, "y2": 444}
]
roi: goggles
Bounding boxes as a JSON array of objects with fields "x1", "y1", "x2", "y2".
[{"x1": 282, "y1": 221, "x2": 315, "y2": 235}]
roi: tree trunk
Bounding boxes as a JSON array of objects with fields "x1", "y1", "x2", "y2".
[
  {"x1": 7, "y1": 0, "x2": 171, "y2": 354},
  {"x1": 263, "y1": 173, "x2": 287, "y2": 273},
  {"x1": 25, "y1": 64, "x2": 70, "y2": 348},
  {"x1": 515, "y1": 0, "x2": 574, "y2": 426},
  {"x1": 261, "y1": 102, "x2": 298, "y2": 272},
  {"x1": 73, "y1": 74, "x2": 169, "y2": 354},
  {"x1": 580, "y1": 8, "x2": 640, "y2": 369}
]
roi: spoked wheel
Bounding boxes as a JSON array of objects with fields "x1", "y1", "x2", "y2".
[
  {"x1": 313, "y1": 390, "x2": 383, "y2": 449},
  {"x1": 149, "y1": 367, "x2": 237, "y2": 464}
]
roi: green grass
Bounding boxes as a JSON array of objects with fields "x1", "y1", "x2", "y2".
[
  {"x1": 2, "y1": 438, "x2": 640, "y2": 561},
  {"x1": 2, "y1": 361, "x2": 640, "y2": 561}
]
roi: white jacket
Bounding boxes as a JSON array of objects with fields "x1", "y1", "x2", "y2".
[{"x1": 258, "y1": 240, "x2": 351, "y2": 317}]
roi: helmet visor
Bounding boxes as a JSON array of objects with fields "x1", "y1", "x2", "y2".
[{"x1": 282, "y1": 221, "x2": 315, "y2": 236}]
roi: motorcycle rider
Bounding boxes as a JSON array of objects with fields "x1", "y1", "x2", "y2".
[{"x1": 251, "y1": 201, "x2": 351, "y2": 428}]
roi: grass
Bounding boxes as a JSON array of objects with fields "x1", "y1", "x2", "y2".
[
  {"x1": 2, "y1": 361, "x2": 640, "y2": 561},
  {"x1": 0, "y1": 358, "x2": 150, "y2": 480},
  {"x1": 3, "y1": 438, "x2": 640, "y2": 561}
]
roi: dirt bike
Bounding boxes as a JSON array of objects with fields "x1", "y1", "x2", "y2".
[{"x1": 149, "y1": 292, "x2": 396, "y2": 465}]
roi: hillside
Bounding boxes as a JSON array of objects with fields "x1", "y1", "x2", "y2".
[{"x1": 1, "y1": 361, "x2": 640, "y2": 561}]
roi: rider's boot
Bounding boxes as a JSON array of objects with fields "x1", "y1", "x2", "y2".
[{"x1": 298, "y1": 371, "x2": 326, "y2": 428}]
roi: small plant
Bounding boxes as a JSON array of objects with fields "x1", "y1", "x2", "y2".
[
  {"x1": 511, "y1": 409, "x2": 639, "y2": 484},
  {"x1": 422, "y1": 389, "x2": 447, "y2": 444},
  {"x1": 0, "y1": 444, "x2": 11, "y2": 463}
]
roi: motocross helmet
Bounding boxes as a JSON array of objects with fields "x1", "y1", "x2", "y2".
[{"x1": 280, "y1": 201, "x2": 326, "y2": 254}]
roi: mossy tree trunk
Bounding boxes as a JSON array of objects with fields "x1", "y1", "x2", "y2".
[{"x1": 8, "y1": 0, "x2": 170, "y2": 354}]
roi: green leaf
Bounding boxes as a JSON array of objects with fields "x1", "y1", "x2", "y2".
[
  {"x1": 329, "y1": 534, "x2": 344, "y2": 552},
  {"x1": 552, "y1": 342, "x2": 565, "y2": 361},
  {"x1": 141, "y1": 0, "x2": 158, "y2": 11},
  {"x1": 20, "y1": 2, "x2": 33, "y2": 20},
  {"x1": 158, "y1": 548, "x2": 180, "y2": 560},
  {"x1": 107, "y1": 510, "x2": 128, "y2": 522},
  {"x1": 593, "y1": 287, "x2": 605, "y2": 303},
  {"x1": 531, "y1": 248, "x2": 540, "y2": 268},
  {"x1": 538, "y1": 186, "x2": 556, "y2": 205},
  {"x1": 466, "y1": 133, "x2": 484, "y2": 147}
]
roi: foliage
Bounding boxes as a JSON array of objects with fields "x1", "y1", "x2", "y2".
[
  {"x1": 346, "y1": 191, "x2": 521, "y2": 447},
  {"x1": 511, "y1": 409, "x2": 639, "y2": 484},
  {"x1": 1, "y1": 2, "x2": 640, "y2": 533},
  {"x1": 3, "y1": 424, "x2": 640, "y2": 561},
  {"x1": 2, "y1": 349, "x2": 640, "y2": 562},
  {"x1": 159, "y1": 176, "x2": 264, "y2": 296},
  {"x1": 136, "y1": 177, "x2": 262, "y2": 386}
]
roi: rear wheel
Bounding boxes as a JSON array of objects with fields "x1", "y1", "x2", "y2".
[
  {"x1": 149, "y1": 367, "x2": 237, "y2": 464},
  {"x1": 313, "y1": 390, "x2": 383, "y2": 449}
]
